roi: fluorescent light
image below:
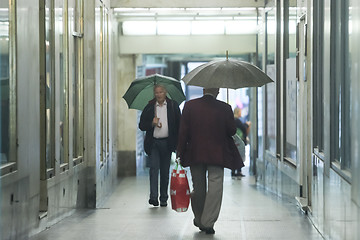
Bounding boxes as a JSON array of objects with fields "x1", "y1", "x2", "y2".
[
  {"x1": 195, "y1": 16, "x2": 233, "y2": 20},
  {"x1": 221, "y1": 7, "x2": 256, "y2": 11},
  {"x1": 225, "y1": 20, "x2": 258, "y2": 34},
  {"x1": 122, "y1": 21, "x2": 156, "y2": 35},
  {"x1": 186, "y1": 8, "x2": 221, "y2": 11},
  {"x1": 156, "y1": 17, "x2": 194, "y2": 21},
  {"x1": 114, "y1": 8, "x2": 149, "y2": 12},
  {"x1": 191, "y1": 21, "x2": 224, "y2": 35},
  {"x1": 149, "y1": 8, "x2": 185, "y2": 12},
  {"x1": 118, "y1": 12, "x2": 156, "y2": 16},
  {"x1": 157, "y1": 21, "x2": 191, "y2": 35}
]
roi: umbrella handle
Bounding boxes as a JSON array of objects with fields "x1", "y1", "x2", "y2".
[{"x1": 227, "y1": 88, "x2": 229, "y2": 104}]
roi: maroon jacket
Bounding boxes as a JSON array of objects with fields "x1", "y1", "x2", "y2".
[{"x1": 177, "y1": 95, "x2": 244, "y2": 170}]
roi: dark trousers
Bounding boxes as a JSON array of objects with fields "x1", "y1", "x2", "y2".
[{"x1": 149, "y1": 138, "x2": 171, "y2": 202}]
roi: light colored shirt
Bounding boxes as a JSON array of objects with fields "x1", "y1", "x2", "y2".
[{"x1": 153, "y1": 100, "x2": 169, "y2": 138}]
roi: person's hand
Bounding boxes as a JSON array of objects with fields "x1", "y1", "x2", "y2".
[{"x1": 152, "y1": 117, "x2": 162, "y2": 128}]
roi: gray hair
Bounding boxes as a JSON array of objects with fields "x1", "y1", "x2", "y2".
[{"x1": 154, "y1": 84, "x2": 167, "y2": 93}]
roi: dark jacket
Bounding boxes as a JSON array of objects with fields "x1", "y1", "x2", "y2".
[
  {"x1": 177, "y1": 95, "x2": 243, "y2": 170},
  {"x1": 139, "y1": 97, "x2": 181, "y2": 155}
]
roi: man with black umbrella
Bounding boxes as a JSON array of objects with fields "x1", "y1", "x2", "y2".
[{"x1": 177, "y1": 88, "x2": 243, "y2": 234}]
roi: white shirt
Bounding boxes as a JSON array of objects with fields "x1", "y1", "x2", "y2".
[{"x1": 153, "y1": 100, "x2": 169, "y2": 138}]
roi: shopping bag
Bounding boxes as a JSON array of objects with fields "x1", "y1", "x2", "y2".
[
  {"x1": 170, "y1": 161, "x2": 190, "y2": 212},
  {"x1": 232, "y1": 134, "x2": 245, "y2": 161}
]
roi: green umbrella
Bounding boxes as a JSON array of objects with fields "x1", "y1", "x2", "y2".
[{"x1": 122, "y1": 74, "x2": 186, "y2": 111}]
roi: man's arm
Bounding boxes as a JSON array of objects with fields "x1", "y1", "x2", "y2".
[
  {"x1": 139, "y1": 105, "x2": 154, "y2": 131},
  {"x1": 176, "y1": 103, "x2": 190, "y2": 158},
  {"x1": 226, "y1": 104, "x2": 237, "y2": 136}
]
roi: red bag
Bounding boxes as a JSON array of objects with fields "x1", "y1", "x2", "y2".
[{"x1": 170, "y1": 162, "x2": 190, "y2": 212}]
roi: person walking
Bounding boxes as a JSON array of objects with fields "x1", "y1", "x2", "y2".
[
  {"x1": 232, "y1": 107, "x2": 251, "y2": 177},
  {"x1": 139, "y1": 84, "x2": 181, "y2": 207},
  {"x1": 176, "y1": 88, "x2": 243, "y2": 234}
]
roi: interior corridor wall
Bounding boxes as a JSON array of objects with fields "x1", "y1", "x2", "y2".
[{"x1": 116, "y1": 54, "x2": 138, "y2": 176}]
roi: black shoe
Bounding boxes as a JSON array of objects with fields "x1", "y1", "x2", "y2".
[
  {"x1": 193, "y1": 220, "x2": 206, "y2": 231},
  {"x1": 236, "y1": 172, "x2": 245, "y2": 177},
  {"x1": 160, "y1": 201, "x2": 167, "y2": 207},
  {"x1": 149, "y1": 199, "x2": 159, "y2": 206},
  {"x1": 204, "y1": 227, "x2": 215, "y2": 234}
]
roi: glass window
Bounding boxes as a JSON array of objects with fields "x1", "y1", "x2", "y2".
[
  {"x1": 0, "y1": 6, "x2": 10, "y2": 165},
  {"x1": 288, "y1": 7, "x2": 297, "y2": 58},
  {"x1": 283, "y1": 3, "x2": 298, "y2": 162},
  {"x1": 330, "y1": 0, "x2": 351, "y2": 170},
  {"x1": 56, "y1": 0, "x2": 69, "y2": 167},
  {"x1": 45, "y1": 0, "x2": 55, "y2": 175},
  {"x1": 347, "y1": 0, "x2": 352, "y2": 169},
  {"x1": 103, "y1": 8, "x2": 110, "y2": 160},
  {"x1": 98, "y1": 5, "x2": 110, "y2": 164},
  {"x1": 105, "y1": 10, "x2": 110, "y2": 157},
  {"x1": 265, "y1": 9, "x2": 276, "y2": 154},
  {"x1": 257, "y1": 87, "x2": 264, "y2": 158},
  {"x1": 72, "y1": 0, "x2": 84, "y2": 160},
  {"x1": 285, "y1": 58, "x2": 297, "y2": 161},
  {"x1": 313, "y1": 0, "x2": 324, "y2": 153},
  {"x1": 99, "y1": 6, "x2": 104, "y2": 163}
]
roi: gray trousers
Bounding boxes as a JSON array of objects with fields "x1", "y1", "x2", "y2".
[
  {"x1": 190, "y1": 164, "x2": 224, "y2": 228},
  {"x1": 149, "y1": 138, "x2": 171, "y2": 202}
]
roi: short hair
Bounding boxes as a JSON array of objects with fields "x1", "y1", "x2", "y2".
[
  {"x1": 203, "y1": 88, "x2": 219, "y2": 97},
  {"x1": 234, "y1": 107, "x2": 241, "y2": 116},
  {"x1": 154, "y1": 84, "x2": 167, "y2": 93}
]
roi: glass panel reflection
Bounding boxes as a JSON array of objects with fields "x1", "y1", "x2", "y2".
[
  {"x1": 265, "y1": 9, "x2": 276, "y2": 154},
  {"x1": 45, "y1": 0, "x2": 54, "y2": 170},
  {"x1": 0, "y1": 7, "x2": 9, "y2": 164}
]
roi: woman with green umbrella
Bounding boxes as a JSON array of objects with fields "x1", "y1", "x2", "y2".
[{"x1": 139, "y1": 84, "x2": 181, "y2": 207}]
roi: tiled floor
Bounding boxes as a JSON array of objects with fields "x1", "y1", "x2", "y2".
[{"x1": 30, "y1": 166, "x2": 324, "y2": 240}]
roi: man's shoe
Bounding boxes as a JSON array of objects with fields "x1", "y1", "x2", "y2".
[
  {"x1": 149, "y1": 199, "x2": 159, "y2": 206},
  {"x1": 235, "y1": 172, "x2": 245, "y2": 177},
  {"x1": 204, "y1": 227, "x2": 215, "y2": 234},
  {"x1": 160, "y1": 201, "x2": 167, "y2": 207},
  {"x1": 193, "y1": 220, "x2": 206, "y2": 231}
]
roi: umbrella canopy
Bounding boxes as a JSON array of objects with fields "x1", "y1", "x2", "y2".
[
  {"x1": 182, "y1": 58, "x2": 273, "y2": 89},
  {"x1": 123, "y1": 74, "x2": 186, "y2": 111}
]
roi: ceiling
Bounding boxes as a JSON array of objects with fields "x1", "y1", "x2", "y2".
[
  {"x1": 110, "y1": 0, "x2": 267, "y2": 9},
  {"x1": 113, "y1": 7, "x2": 260, "y2": 21}
]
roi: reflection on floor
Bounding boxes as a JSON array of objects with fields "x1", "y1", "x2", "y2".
[{"x1": 30, "y1": 164, "x2": 324, "y2": 240}]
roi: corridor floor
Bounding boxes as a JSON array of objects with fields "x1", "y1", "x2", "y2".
[{"x1": 30, "y1": 166, "x2": 324, "y2": 240}]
